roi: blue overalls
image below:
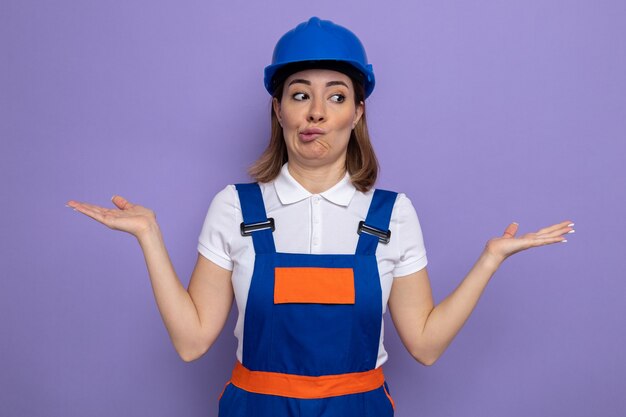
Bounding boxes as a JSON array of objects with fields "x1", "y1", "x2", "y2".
[{"x1": 218, "y1": 183, "x2": 397, "y2": 417}]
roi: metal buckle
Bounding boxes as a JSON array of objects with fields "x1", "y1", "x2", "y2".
[
  {"x1": 240, "y1": 218, "x2": 275, "y2": 236},
  {"x1": 357, "y1": 221, "x2": 391, "y2": 244}
]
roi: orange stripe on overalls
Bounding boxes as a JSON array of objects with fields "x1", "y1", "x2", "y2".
[{"x1": 231, "y1": 361, "x2": 384, "y2": 399}]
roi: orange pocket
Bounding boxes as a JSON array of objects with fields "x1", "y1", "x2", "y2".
[{"x1": 274, "y1": 267, "x2": 355, "y2": 304}]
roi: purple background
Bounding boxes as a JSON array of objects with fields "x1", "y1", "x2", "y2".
[{"x1": 2, "y1": 1, "x2": 625, "y2": 416}]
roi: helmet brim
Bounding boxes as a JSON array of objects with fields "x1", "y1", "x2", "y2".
[{"x1": 264, "y1": 60, "x2": 375, "y2": 99}]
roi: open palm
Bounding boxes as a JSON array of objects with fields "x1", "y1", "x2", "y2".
[
  {"x1": 66, "y1": 196, "x2": 157, "y2": 238},
  {"x1": 485, "y1": 220, "x2": 574, "y2": 262}
]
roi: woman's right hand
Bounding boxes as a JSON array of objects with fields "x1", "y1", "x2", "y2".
[{"x1": 66, "y1": 195, "x2": 158, "y2": 240}]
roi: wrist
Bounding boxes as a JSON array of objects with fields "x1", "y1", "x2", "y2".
[
  {"x1": 136, "y1": 221, "x2": 162, "y2": 245},
  {"x1": 479, "y1": 248, "x2": 504, "y2": 272}
]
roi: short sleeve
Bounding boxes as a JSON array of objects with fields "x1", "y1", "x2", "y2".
[
  {"x1": 197, "y1": 185, "x2": 238, "y2": 271},
  {"x1": 392, "y1": 194, "x2": 428, "y2": 277}
]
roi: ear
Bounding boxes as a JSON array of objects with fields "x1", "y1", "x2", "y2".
[
  {"x1": 272, "y1": 97, "x2": 282, "y2": 126},
  {"x1": 353, "y1": 101, "x2": 364, "y2": 129}
]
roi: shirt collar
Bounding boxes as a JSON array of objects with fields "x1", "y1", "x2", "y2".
[{"x1": 274, "y1": 163, "x2": 356, "y2": 207}]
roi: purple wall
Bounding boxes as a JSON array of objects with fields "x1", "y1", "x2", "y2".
[{"x1": 2, "y1": 1, "x2": 625, "y2": 416}]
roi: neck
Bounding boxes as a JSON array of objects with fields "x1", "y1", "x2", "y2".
[{"x1": 287, "y1": 160, "x2": 347, "y2": 194}]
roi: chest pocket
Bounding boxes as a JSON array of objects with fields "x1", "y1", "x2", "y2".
[{"x1": 274, "y1": 267, "x2": 355, "y2": 305}]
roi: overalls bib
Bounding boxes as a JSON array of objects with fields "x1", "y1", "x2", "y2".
[{"x1": 218, "y1": 183, "x2": 397, "y2": 417}]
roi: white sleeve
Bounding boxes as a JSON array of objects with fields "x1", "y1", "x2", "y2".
[
  {"x1": 197, "y1": 185, "x2": 238, "y2": 271},
  {"x1": 392, "y1": 194, "x2": 428, "y2": 277}
]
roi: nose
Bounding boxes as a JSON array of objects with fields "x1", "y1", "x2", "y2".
[{"x1": 307, "y1": 96, "x2": 326, "y2": 123}]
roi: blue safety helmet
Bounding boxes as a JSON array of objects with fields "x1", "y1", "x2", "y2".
[{"x1": 264, "y1": 17, "x2": 375, "y2": 98}]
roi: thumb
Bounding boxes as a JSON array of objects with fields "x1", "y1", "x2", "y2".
[
  {"x1": 502, "y1": 222, "x2": 519, "y2": 238},
  {"x1": 111, "y1": 195, "x2": 133, "y2": 210}
]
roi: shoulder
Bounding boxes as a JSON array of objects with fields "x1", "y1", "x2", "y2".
[
  {"x1": 392, "y1": 193, "x2": 422, "y2": 226},
  {"x1": 347, "y1": 187, "x2": 414, "y2": 212},
  {"x1": 357, "y1": 187, "x2": 416, "y2": 213},
  {"x1": 208, "y1": 184, "x2": 240, "y2": 214},
  {"x1": 394, "y1": 192, "x2": 417, "y2": 213},
  {"x1": 209, "y1": 181, "x2": 282, "y2": 214}
]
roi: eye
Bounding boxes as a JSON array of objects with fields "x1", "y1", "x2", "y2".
[
  {"x1": 292, "y1": 92, "x2": 308, "y2": 101},
  {"x1": 330, "y1": 94, "x2": 346, "y2": 103}
]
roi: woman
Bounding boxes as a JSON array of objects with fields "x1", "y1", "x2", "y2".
[{"x1": 67, "y1": 17, "x2": 573, "y2": 417}]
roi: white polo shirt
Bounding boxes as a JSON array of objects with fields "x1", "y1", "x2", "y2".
[{"x1": 197, "y1": 163, "x2": 428, "y2": 368}]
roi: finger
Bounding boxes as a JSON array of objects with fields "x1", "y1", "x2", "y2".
[
  {"x1": 502, "y1": 222, "x2": 519, "y2": 238},
  {"x1": 530, "y1": 235, "x2": 568, "y2": 247},
  {"x1": 71, "y1": 200, "x2": 122, "y2": 222},
  {"x1": 72, "y1": 203, "x2": 108, "y2": 224},
  {"x1": 536, "y1": 224, "x2": 575, "y2": 239},
  {"x1": 536, "y1": 220, "x2": 575, "y2": 235},
  {"x1": 111, "y1": 195, "x2": 133, "y2": 210},
  {"x1": 535, "y1": 222, "x2": 574, "y2": 237},
  {"x1": 67, "y1": 200, "x2": 92, "y2": 210},
  {"x1": 70, "y1": 201, "x2": 108, "y2": 214}
]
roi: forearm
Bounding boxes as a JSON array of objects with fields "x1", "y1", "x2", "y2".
[
  {"x1": 392, "y1": 220, "x2": 571, "y2": 365},
  {"x1": 136, "y1": 224, "x2": 203, "y2": 357},
  {"x1": 66, "y1": 196, "x2": 231, "y2": 360},
  {"x1": 420, "y1": 250, "x2": 502, "y2": 362}
]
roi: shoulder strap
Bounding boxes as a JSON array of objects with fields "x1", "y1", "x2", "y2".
[
  {"x1": 235, "y1": 183, "x2": 276, "y2": 254},
  {"x1": 355, "y1": 189, "x2": 398, "y2": 255}
]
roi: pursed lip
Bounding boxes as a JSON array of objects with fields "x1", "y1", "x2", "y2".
[{"x1": 298, "y1": 127, "x2": 325, "y2": 141}]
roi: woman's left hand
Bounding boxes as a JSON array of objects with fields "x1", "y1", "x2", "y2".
[{"x1": 484, "y1": 220, "x2": 574, "y2": 263}]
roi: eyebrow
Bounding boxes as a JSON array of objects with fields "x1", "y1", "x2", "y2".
[{"x1": 287, "y1": 79, "x2": 350, "y2": 88}]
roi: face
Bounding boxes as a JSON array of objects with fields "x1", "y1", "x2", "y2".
[{"x1": 273, "y1": 69, "x2": 364, "y2": 170}]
